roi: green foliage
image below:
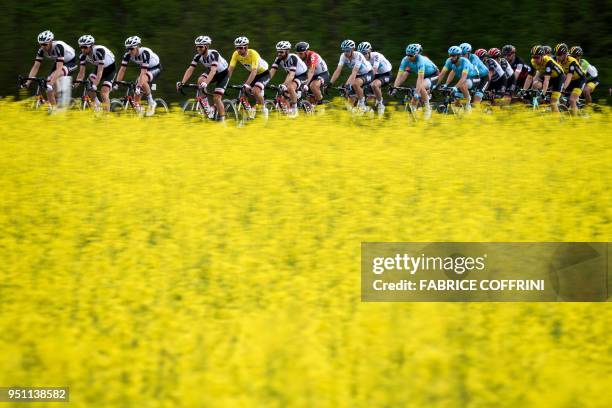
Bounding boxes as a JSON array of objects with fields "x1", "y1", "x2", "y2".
[{"x1": 2, "y1": 0, "x2": 609, "y2": 101}]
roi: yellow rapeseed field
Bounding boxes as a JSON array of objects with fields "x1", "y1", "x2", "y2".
[{"x1": 0, "y1": 101, "x2": 610, "y2": 407}]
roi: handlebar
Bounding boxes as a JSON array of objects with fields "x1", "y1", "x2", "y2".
[
  {"x1": 114, "y1": 80, "x2": 136, "y2": 89},
  {"x1": 18, "y1": 75, "x2": 47, "y2": 87}
]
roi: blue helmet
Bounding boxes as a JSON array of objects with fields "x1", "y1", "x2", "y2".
[
  {"x1": 459, "y1": 42, "x2": 472, "y2": 54},
  {"x1": 405, "y1": 43, "x2": 421, "y2": 55},
  {"x1": 448, "y1": 46, "x2": 462, "y2": 56},
  {"x1": 340, "y1": 39, "x2": 355, "y2": 51}
]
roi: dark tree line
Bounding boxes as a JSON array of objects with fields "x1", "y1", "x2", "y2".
[{"x1": 1, "y1": 0, "x2": 608, "y2": 101}]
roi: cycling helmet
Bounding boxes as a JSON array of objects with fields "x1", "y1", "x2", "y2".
[
  {"x1": 276, "y1": 41, "x2": 291, "y2": 51},
  {"x1": 124, "y1": 36, "x2": 141, "y2": 48},
  {"x1": 37, "y1": 30, "x2": 54, "y2": 44},
  {"x1": 474, "y1": 48, "x2": 488, "y2": 59},
  {"x1": 357, "y1": 41, "x2": 372, "y2": 53},
  {"x1": 195, "y1": 35, "x2": 212, "y2": 45},
  {"x1": 542, "y1": 45, "x2": 552, "y2": 55},
  {"x1": 234, "y1": 36, "x2": 249, "y2": 47},
  {"x1": 448, "y1": 46, "x2": 462, "y2": 56},
  {"x1": 554, "y1": 43, "x2": 568, "y2": 55},
  {"x1": 415, "y1": 43, "x2": 423, "y2": 53},
  {"x1": 531, "y1": 45, "x2": 544, "y2": 56},
  {"x1": 78, "y1": 35, "x2": 95, "y2": 46},
  {"x1": 295, "y1": 41, "x2": 309, "y2": 52},
  {"x1": 569, "y1": 45, "x2": 583, "y2": 58},
  {"x1": 502, "y1": 44, "x2": 515, "y2": 55},
  {"x1": 459, "y1": 42, "x2": 472, "y2": 54},
  {"x1": 488, "y1": 48, "x2": 501, "y2": 58},
  {"x1": 405, "y1": 43, "x2": 421, "y2": 55},
  {"x1": 340, "y1": 39, "x2": 355, "y2": 51}
]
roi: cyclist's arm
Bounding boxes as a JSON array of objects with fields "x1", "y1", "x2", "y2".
[
  {"x1": 455, "y1": 70, "x2": 468, "y2": 87},
  {"x1": 284, "y1": 70, "x2": 295, "y2": 87},
  {"x1": 204, "y1": 65, "x2": 217, "y2": 85},
  {"x1": 415, "y1": 71, "x2": 425, "y2": 91},
  {"x1": 306, "y1": 63, "x2": 316, "y2": 84},
  {"x1": 94, "y1": 64, "x2": 104, "y2": 87},
  {"x1": 330, "y1": 64, "x2": 343, "y2": 84},
  {"x1": 75, "y1": 65, "x2": 86, "y2": 83},
  {"x1": 49, "y1": 60, "x2": 64, "y2": 85},
  {"x1": 244, "y1": 67, "x2": 258, "y2": 88},
  {"x1": 345, "y1": 65, "x2": 359, "y2": 86},
  {"x1": 116, "y1": 65, "x2": 126, "y2": 82},
  {"x1": 393, "y1": 71, "x2": 408, "y2": 87},
  {"x1": 180, "y1": 66, "x2": 195, "y2": 86},
  {"x1": 437, "y1": 66, "x2": 448, "y2": 85},
  {"x1": 27, "y1": 61, "x2": 41, "y2": 84},
  {"x1": 541, "y1": 75, "x2": 550, "y2": 95},
  {"x1": 445, "y1": 69, "x2": 455, "y2": 85},
  {"x1": 522, "y1": 74, "x2": 533, "y2": 90},
  {"x1": 269, "y1": 66, "x2": 277, "y2": 80}
]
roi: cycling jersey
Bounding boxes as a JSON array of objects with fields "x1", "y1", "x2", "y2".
[
  {"x1": 366, "y1": 51, "x2": 392, "y2": 74},
  {"x1": 498, "y1": 58, "x2": 514, "y2": 78},
  {"x1": 272, "y1": 53, "x2": 308, "y2": 77},
  {"x1": 508, "y1": 55, "x2": 531, "y2": 79},
  {"x1": 484, "y1": 58, "x2": 505, "y2": 82},
  {"x1": 468, "y1": 53, "x2": 489, "y2": 77},
  {"x1": 35, "y1": 40, "x2": 76, "y2": 63},
  {"x1": 529, "y1": 55, "x2": 563, "y2": 78},
  {"x1": 302, "y1": 50, "x2": 328, "y2": 75},
  {"x1": 229, "y1": 49, "x2": 269, "y2": 74},
  {"x1": 557, "y1": 56, "x2": 585, "y2": 81},
  {"x1": 338, "y1": 51, "x2": 372, "y2": 75},
  {"x1": 79, "y1": 45, "x2": 115, "y2": 68},
  {"x1": 398, "y1": 55, "x2": 438, "y2": 77},
  {"x1": 122, "y1": 47, "x2": 161, "y2": 69},
  {"x1": 444, "y1": 57, "x2": 478, "y2": 79},
  {"x1": 190, "y1": 49, "x2": 229, "y2": 72}
]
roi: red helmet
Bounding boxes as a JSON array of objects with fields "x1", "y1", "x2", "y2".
[
  {"x1": 474, "y1": 48, "x2": 488, "y2": 59},
  {"x1": 488, "y1": 48, "x2": 501, "y2": 58}
]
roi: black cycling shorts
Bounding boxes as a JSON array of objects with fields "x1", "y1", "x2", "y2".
[
  {"x1": 144, "y1": 65, "x2": 162, "y2": 84},
  {"x1": 311, "y1": 71, "x2": 330, "y2": 85},
  {"x1": 89, "y1": 64, "x2": 116, "y2": 88},
  {"x1": 356, "y1": 71, "x2": 373, "y2": 86},
  {"x1": 565, "y1": 77, "x2": 585, "y2": 95},
  {"x1": 488, "y1": 76, "x2": 507, "y2": 94},
  {"x1": 505, "y1": 74, "x2": 516, "y2": 94},
  {"x1": 548, "y1": 74, "x2": 564, "y2": 93},
  {"x1": 373, "y1": 71, "x2": 392, "y2": 87},
  {"x1": 200, "y1": 69, "x2": 229, "y2": 94},
  {"x1": 49, "y1": 58, "x2": 77, "y2": 78},
  {"x1": 293, "y1": 72, "x2": 308, "y2": 87},
  {"x1": 250, "y1": 70, "x2": 271, "y2": 90}
]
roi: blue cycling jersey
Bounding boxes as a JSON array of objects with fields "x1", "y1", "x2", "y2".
[
  {"x1": 468, "y1": 53, "x2": 489, "y2": 77},
  {"x1": 398, "y1": 55, "x2": 438, "y2": 77},
  {"x1": 444, "y1": 57, "x2": 478, "y2": 79}
]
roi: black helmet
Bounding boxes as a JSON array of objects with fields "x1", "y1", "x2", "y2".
[
  {"x1": 502, "y1": 44, "x2": 515, "y2": 55},
  {"x1": 295, "y1": 41, "x2": 309, "y2": 52},
  {"x1": 554, "y1": 43, "x2": 568, "y2": 56},
  {"x1": 542, "y1": 45, "x2": 552, "y2": 55},
  {"x1": 569, "y1": 46, "x2": 583, "y2": 58},
  {"x1": 531, "y1": 45, "x2": 544, "y2": 56}
]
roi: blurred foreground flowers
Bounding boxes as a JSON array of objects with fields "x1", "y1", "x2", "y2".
[{"x1": 0, "y1": 101, "x2": 610, "y2": 407}]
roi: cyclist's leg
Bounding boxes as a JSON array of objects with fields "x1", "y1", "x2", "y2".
[
  {"x1": 370, "y1": 78, "x2": 382, "y2": 103},
  {"x1": 473, "y1": 76, "x2": 487, "y2": 104},
  {"x1": 251, "y1": 71, "x2": 270, "y2": 108},
  {"x1": 287, "y1": 76, "x2": 299, "y2": 105},
  {"x1": 550, "y1": 75, "x2": 563, "y2": 112},
  {"x1": 583, "y1": 78, "x2": 598, "y2": 104},
  {"x1": 212, "y1": 69, "x2": 229, "y2": 118}
]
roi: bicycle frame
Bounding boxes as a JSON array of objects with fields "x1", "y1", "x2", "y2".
[{"x1": 18, "y1": 76, "x2": 49, "y2": 109}]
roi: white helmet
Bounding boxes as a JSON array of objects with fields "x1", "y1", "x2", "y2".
[
  {"x1": 78, "y1": 35, "x2": 95, "y2": 46},
  {"x1": 37, "y1": 30, "x2": 54, "y2": 44},
  {"x1": 195, "y1": 35, "x2": 211, "y2": 46},
  {"x1": 124, "y1": 36, "x2": 141, "y2": 48},
  {"x1": 340, "y1": 39, "x2": 355, "y2": 51},
  {"x1": 357, "y1": 41, "x2": 372, "y2": 53},
  {"x1": 234, "y1": 36, "x2": 249, "y2": 47},
  {"x1": 275, "y1": 41, "x2": 291, "y2": 51}
]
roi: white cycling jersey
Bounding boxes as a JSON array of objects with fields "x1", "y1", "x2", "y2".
[
  {"x1": 367, "y1": 51, "x2": 392, "y2": 74},
  {"x1": 272, "y1": 53, "x2": 308, "y2": 77},
  {"x1": 79, "y1": 45, "x2": 115, "y2": 68},
  {"x1": 338, "y1": 51, "x2": 372, "y2": 75},
  {"x1": 121, "y1": 47, "x2": 160, "y2": 68},
  {"x1": 190, "y1": 49, "x2": 228, "y2": 72},
  {"x1": 35, "y1": 40, "x2": 76, "y2": 63}
]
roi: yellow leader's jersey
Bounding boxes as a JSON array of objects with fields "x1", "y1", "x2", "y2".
[
  {"x1": 556, "y1": 55, "x2": 585, "y2": 81},
  {"x1": 229, "y1": 49, "x2": 269, "y2": 74},
  {"x1": 529, "y1": 55, "x2": 564, "y2": 78}
]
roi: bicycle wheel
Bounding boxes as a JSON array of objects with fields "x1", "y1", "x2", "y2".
[
  {"x1": 109, "y1": 99, "x2": 126, "y2": 114},
  {"x1": 154, "y1": 98, "x2": 169, "y2": 115},
  {"x1": 182, "y1": 99, "x2": 198, "y2": 116},
  {"x1": 298, "y1": 100, "x2": 314, "y2": 115},
  {"x1": 223, "y1": 100, "x2": 240, "y2": 121}
]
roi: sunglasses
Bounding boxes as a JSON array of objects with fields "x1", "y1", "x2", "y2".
[
  {"x1": 126, "y1": 47, "x2": 135, "y2": 51},
  {"x1": 235, "y1": 46, "x2": 246, "y2": 50},
  {"x1": 406, "y1": 54, "x2": 415, "y2": 57},
  {"x1": 80, "y1": 45, "x2": 90, "y2": 49}
]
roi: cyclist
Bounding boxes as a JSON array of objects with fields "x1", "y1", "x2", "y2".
[
  {"x1": 227, "y1": 36, "x2": 270, "y2": 117},
  {"x1": 392, "y1": 43, "x2": 439, "y2": 117},
  {"x1": 269, "y1": 41, "x2": 309, "y2": 116},
  {"x1": 295, "y1": 42, "x2": 329, "y2": 104},
  {"x1": 501, "y1": 44, "x2": 531, "y2": 89},
  {"x1": 330, "y1": 39, "x2": 373, "y2": 110},
  {"x1": 542, "y1": 45, "x2": 553, "y2": 56},
  {"x1": 115, "y1": 36, "x2": 162, "y2": 116},
  {"x1": 460, "y1": 43, "x2": 488, "y2": 105},
  {"x1": 554, "y1": 43, "x2": 585, "y2": 115},
  {"x1": 177, "y1": 35, "x2": 229, "y2": 120},
  {"x1": 488, "y1": 48, "x2": 515, "y2": 102},
  {"x1": 74, "y1": 35, "x2": 116, "y2": 111},
  {"x1": 474, "y1": 49, "x2": 507, "y2": 102},
  {"x1": 23, "y1": 30, "x2": 77, "y2": 108},
  {"x1": 436, "y1": 45, "x2": 479, "y2": 111},
  {"x1": 522, "y1": 45, "x2": 565, "y2": 112},
  {"x1": 570, "y1": 46, "x2": 599, "y2": 104},
  {"x1": 356, "y1": 42, "x2": 393, "y2": 113}
]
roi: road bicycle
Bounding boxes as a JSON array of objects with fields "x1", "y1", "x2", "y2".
[
  {"x1": 110, "y1": 81, "x2": 169, "y2": 115},
  {"x1": 17, "y1": 75, "x2": 49, "y2": 110},
  {"x1": 178, "y1": 83, "x2": 223, "y2": 120},
  {"x1": 264, "y1": 84, "x2": 314, "y2": 117}
]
